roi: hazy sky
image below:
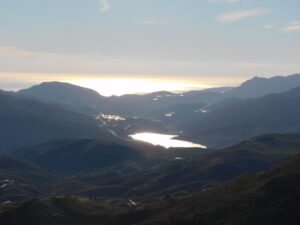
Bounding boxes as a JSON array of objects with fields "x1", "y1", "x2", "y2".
[{"x1": 0, "y1": 0, "x2": 300, "y2": 93}]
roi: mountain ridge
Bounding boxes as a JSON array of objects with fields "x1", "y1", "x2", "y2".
[
  {"x1": 183, "y1": 86, "x2": 300, "y2": 148},
  {"x1": 225, "y1": 73, "x2": 300, "y2": 99},
  {"x1": 0, "y1": 92, "x2": 117, "y2": 153}
]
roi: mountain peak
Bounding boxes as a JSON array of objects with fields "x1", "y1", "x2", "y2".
[
  {"x1": 20, "y1": 81, "x2": 102, "y2": 97},
  {"x1": 16, "y1": 81, "x2": 105, "y2": 114},
  {"x1": 226, "y1": 74, "x2": 300, "y2": 99}
]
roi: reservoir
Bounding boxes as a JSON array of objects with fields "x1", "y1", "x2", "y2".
[{"x1": 129, "y1": 132, "x2": 207, "y2": 149}]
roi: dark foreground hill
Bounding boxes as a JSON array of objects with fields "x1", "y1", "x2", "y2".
[
  {"x1": 1, "y1": 153, "x2": 300, "y2": 225},
  {"x1": 14, "y1": 139, "x2": 179, "y2": 173},
  {"x1": 0, "y1": 156, "x2": 51, "y2": 202},
  {"x1": 11, "y1": 134, "x2": 300, "y2": 198},
  {"x1": 0, "y1": 92, "x2": 115, "y2": 153},
  {"x1": 113, "y1": 133, "x2": 300, "y2": 196},
  {"x1": 11, "y1": 138, "x2": 208, "y2": 198},
  {"x1": 131, "y1": 153, "x2": 300, "y2": 225},
  {"x1": 183, "y1": 87, "x2": 300, "y2": 148}
]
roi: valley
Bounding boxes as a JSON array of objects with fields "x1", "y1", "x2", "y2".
[
  {"x1": 1, "y1": 74, "x2": 300, "y2": 224},
  {"x1": 2, "y1": 1, "x2": 300, "y2": 223}
]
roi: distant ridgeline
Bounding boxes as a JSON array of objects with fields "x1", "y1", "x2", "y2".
[{"x1": 0, "y1": 73, "x2": 299, "y2": 152}]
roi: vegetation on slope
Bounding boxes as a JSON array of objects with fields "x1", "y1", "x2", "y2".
[{"x1": 1, "y1": 153, "x2": 300, "y2": 225}]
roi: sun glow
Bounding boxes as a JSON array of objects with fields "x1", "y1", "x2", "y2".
[
  {"x1": 70, "y1": 78, "x2": 205, "y2": 96},
  {"x1": 0, "y1": 73, "x2": 245, "y2": 95}
]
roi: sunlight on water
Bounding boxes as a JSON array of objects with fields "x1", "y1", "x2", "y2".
[
  {"x1": 96, "y1": 113, "x2": 126, "y2": 121},
  {"x1": 70, "y1": 78, "x2": 204, "y2": 96},
  {"x1": 129, "y1": 132, "x2": 207, "y2": 149}
]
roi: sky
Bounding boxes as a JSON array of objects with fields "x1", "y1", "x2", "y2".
[{"x1": 0, "y1": 0, "x2": 300, "y2": 95}]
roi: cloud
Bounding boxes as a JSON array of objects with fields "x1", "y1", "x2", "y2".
[
  {"x1": 141, "y1": 20, "x2": 166, "y2": 25},
  {"x1": 216, "y1": 8, "x2": 269, "y2": 23},
  {"x1": 0, "y1": 46, "x2": 83, "y2": 59},
  {"x1": 283, "y1": 21, "x2": 300, "y2": 32},
  {"x1": 239, "y1": 62, "x2": 270, "y2": 68},
  {"x1": 290, "y1": 21, "x2": 300, "y2": 25},
  {"x1": 262, "y1": 23, "x2": 277, "y2": 29},
  {"x1": 209, "y1": 0, "x2": 239, "y2": 3},
  {"x1": 98, "y1": 0, "x2": 111, "y2": 13}
]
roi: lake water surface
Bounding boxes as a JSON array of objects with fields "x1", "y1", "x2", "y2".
[{"x1": 129, "y1": 132, "x2": 207, "y2": 149}]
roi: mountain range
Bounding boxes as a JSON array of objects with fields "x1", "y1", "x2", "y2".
[
  {"x1": 226, "y1": 74, "x2": 300, "y2": 99},
  {"x1": 182, "y1": 87, "x2": 300, "y2": 148},
  {"x1": 4, "y1": 73, "x2": 300, "y2": 150},
  {"x1": 1, "y1": 73, "x2": 300, "y2": 224},
  {"x1": 15, "y1": 74, "x2": 300, "y2": 117}
]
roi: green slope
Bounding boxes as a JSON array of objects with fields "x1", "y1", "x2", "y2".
[
  {"x1": 1, "y1": 153, "x2": 300, "y2": 225},
  {"x1": 131, "y1": 153, "x2": 300, "y2": 225},
  {"x1": 13, "y1": 134, "x2": 300, "y2": 199},
  {"x1": 0, "y1": 156, "x2": 52, "y2": 202}
]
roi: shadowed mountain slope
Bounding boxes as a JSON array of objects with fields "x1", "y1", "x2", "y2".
[
  {"x1": 14, "y1": 139, "x2": 147, "y2": 173},
  {"x1": 0, "y1": 92, "x2": 116, "y2": 153},
  {"x1": 183, "y1": 87, "x2": 300, "y2": 148},
  {"x1": 225, "y1": 73, "x2": 300, "y2": 99}
]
